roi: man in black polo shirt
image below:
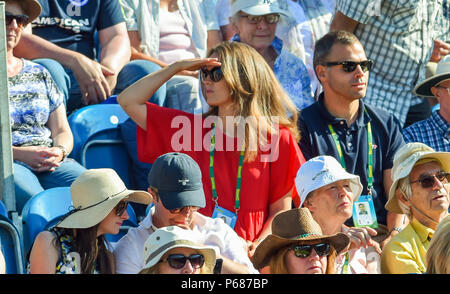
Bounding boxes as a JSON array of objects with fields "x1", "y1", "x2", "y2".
[{"x1": 298, "y1": 31, "x2": 406, "y2": 247}]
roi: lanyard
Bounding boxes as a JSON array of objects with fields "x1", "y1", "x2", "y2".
[
  {"x1": 209, "y1": 123, "x2": 245, "y2": 213},
  {"x1": 328, "y1": 116, "x2": 373, "y2": 195},
  {"x1": 341, "y1": 252, "x2": 350, "y2": 274}
]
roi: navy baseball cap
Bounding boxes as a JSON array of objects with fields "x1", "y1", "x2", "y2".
[{"x1": 147, "y1": 153, "x2": 206, "y2": 210}]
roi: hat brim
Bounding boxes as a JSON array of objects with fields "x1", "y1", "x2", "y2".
[
  {"x1": 143, "y1": 240, "x2": 217, "y2": 274},
  {"x1": 299, "y1": 173, "x2": 363, "y2": 207},
  {"x1": 6, "y1": 0, "x2": 42, "y2": 24},
  {"x1": 252, "y1": 232, "x2": 350, "y2": 269},
  {"x1": 241, "y1": 5, "x2": 288, "y2": 16},
  {"x1": 386, "y1": 152, "x2": 450, "y2": 214},
  {"x1": 158, "y1": 189, "x2": 206, "y2": 210},
  {"x1": 56, "y1": 190, "x2": 152, "y2": 229},
  {"x1": 413, "y1": 73, "x2": 450, "y2": 97}
]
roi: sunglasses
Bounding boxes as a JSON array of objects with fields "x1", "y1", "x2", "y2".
[
  {"x1": 290, "y1": 243, "x2": 331, "y2": 258},
  {"x1": 115, "y1": 201, "x2": 129, "y2": 217},
  {"x1": 200, "y1": 67, "x2": 223, "y2": 83},
  {"x1": 163, "y1": 254, "x2": 205, "y2": 269},
  {"x1": 325, "y1": 60, "x2": 374, "y2": 73},
  {"x1": 239, "y1": 13, "x2": 280, "y2": 24},
  {"x1": 410, "y1": 172, "x2": 450, "y2": 188},
  {"x1": 168, "y1": 206, "x2": 199, "y2": 215},
  {"x1": 5, "y1": 12, "x2": 29, "y2": 27}
]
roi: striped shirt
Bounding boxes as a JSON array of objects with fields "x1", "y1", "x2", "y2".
[
  {"x1": 402, "y1": 110, "x2": 450, "y2": 152},
  {"x1": 337, "y1": 0, "x2": 450, "y2": 126}
]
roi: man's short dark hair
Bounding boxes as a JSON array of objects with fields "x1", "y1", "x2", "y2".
[{"x1": 313, "y1": 30, "x2": 361, "y2": 79}]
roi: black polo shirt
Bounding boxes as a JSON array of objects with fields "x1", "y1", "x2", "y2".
[{"x1": 298, "y1": 93, "x2": 405, "y2": 226}]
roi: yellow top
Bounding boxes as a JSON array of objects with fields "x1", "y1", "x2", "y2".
[{"x1": 381, "y1": 218, "x2": 434, "y2": 274}]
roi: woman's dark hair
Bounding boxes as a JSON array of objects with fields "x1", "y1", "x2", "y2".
[{"x1": 52, "y1": 226, "x2": 114, "y2": 274}]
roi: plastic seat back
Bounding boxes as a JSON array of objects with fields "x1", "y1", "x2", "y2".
[
  {"x1": 21, "y1": 187, "x2": 73, "y2": 256},
  {"x1": 0, "y1": 201, "x2": 25, "y2": 274},
  {"x1": 67, "y1": 104, "x2": 132, "y2": 186}
]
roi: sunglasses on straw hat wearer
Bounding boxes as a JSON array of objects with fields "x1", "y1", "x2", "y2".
[
  {"x1": 252, "y1": 208, "x2": 350, "y2": 273},
  {"x1": 56, "y1": 168, "x2": 152, "y2": 229},
  {"x1": 386, "y1": 143, "x2": 450, "y2": 215},
  {"x1": 2, "y1": 0, "x2": 42, "y2": 24},
  {"x1": 140, "y1": 226, "x2": 216, "y2": 274}
]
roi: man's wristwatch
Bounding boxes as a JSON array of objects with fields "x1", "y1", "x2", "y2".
[
  {"x1": 389, "y1": 227, "x2": 402, "y2": 235},
  {"x1": 55, "y1": 145, "x2": 68, "y2": 161}
]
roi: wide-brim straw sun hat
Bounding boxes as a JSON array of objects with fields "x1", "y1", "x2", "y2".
[
  {"x1": 3, "y1": 0, "x2": 42, "y2": 24},
  {"x1": 295, "y1": 155, "x2": 363, "y2": 208},
  {"x1": 56, "y1": 168, "x2": 153, "y2": 229},
  {"x1": 386, "y1": 143, "x2": 450, "y2": 214},
  {"x1": 142, "y1": 226, "x2": 217, "y2": 274},
  {"x1": 231, "y1": 0, "x2": 288, "y2": 17},
  {"x1": 252, "y1": 208, "x2": 350, "y2": 269},
  {"x1": 414, "y1": 55, "x2": 450, "y2": 97}
]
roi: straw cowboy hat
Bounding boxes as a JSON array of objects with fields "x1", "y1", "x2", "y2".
[
  {"x1": 56, "y1": 168, "x2": 153, "y2": 229},
  {"x1": 386, "y1": 143, "x2": 450, "y2": 214},
  {"x1": 295, "y1": 155, "x2": 363, "y2": 208},
  {"x1": 414, "y1": 55, "x2": 450, "y2": 97},
  {"x1": 2, "y1": 0, "x2": 42, "y2": 24},
  {"x1": 252, "y1": 208, "x2": 350, "y2": 269},
  {"x1": 142, "y1": 226, "x2": 217, "y2": 273}
]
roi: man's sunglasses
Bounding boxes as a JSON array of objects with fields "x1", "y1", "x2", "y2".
[
  {"x1": 115, "y1": 201, "x2": 129, "y2": 217},
  {"x1": 168, "y1": 206, "x2": 199, "y2": 215},
  {"x1": 239, "y1": 13, "x2": 280, "y2": 25},
  {"x1": 5, "y1": 12, "x2": 29, "y2": 27},
  {"x1": 200, "y1": 66, "x2": 223, "y2": 82},
  {"x1": 410, "y1": 172, "x2": 450, "y2": 188},
  {"x1": 325, "y1": 60, "x2": 374, "y2": 73},
  {"x1": 290, "y1": 243, "x2": 331, "y2": 258},
  {"x1": 163, "y1": 254, "x2": 205, "y2": 269}
]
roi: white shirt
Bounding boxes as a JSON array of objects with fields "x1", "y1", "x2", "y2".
[{"x1": 113, "y1": 207, "x2": 259, "y2": 274}]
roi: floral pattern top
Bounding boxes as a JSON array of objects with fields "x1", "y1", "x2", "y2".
[
  {"x1": 231, "y1": 35, "x2": 314, "y2": 111},
  {"x1": 26, "y1": 229, "x2": 99, "y2": 274},
  {"x1": 8, "y1": 59, "x2": 64, "y2": 148}
]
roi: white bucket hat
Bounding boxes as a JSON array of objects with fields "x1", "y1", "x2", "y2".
[
  {"x1": 386, "y1": 143, "x2": 450, "y2": 214},
  {"x1": 414, "y1": 54, "x2": 450, "y2": 97},
  {"x1": 56, "y1": 168, "x2": 153, "y2": 228},
  {"x1": 295, "y1": 156, "x2": 363, "y2": 207},
  {"x1": 142, "y1": 226, "x2": 216, "y2": 273},
  {"x1": 231, "y1": 0, "x2": 288, "y2": 17}
]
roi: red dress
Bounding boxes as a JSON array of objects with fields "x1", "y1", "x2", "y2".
[{"x1": 137, "y1": 103, "x2": 305, "y2": 241}]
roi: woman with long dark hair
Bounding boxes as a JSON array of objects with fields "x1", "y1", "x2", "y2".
[{"x1": 28, "y1": 169, "x2": 152, "y2": 274}]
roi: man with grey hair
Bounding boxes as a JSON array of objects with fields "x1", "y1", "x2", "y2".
[{"x1": 381, "y1": 143, "x2": 450, "y2": 274}]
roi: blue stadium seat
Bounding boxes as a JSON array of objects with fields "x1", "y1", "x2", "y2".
[
  {"x1": 432, "y1": 103, "x2": 440, "y2": 112},
  {"x1": 21, "y1": 187, "x2": 73, "y2": 257},
  {"x1": 0, "y1": 201, "x2": 25, "y2": 274},
  {"x1": 21, "y1": 187, "x2": 139, "y2": 256},
  {"x1": 67, "y1": 104, "x2": 132, "y2": 187}
]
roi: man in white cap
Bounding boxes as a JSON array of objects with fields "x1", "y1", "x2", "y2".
[
  {"x1": 403, "y1": 55, "x2": 450, "y2": 152},
  {"x1": 295, "y1": 155, "x2": 381, "y2": 274},
  {"x1": 381, "y1": 143, "x2": 450, "y2": 274},
  {"x1": 113, "y1": 152, "x2": 258, "y2": 274}
]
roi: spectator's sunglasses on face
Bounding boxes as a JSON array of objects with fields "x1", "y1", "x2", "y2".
[
  {"x1": 239, "y1": 13, "x2": 280, "y2": 25},
  {"x1": 410, "y1": 171, "x2": 450, "y2": 189},
  {"x1": 325, "y1": 60, "x2": 374, "y2": 73},
  {"x1": 200, "y1": 67, "x2": 223, "y2": 82},
  {"x1": 168, "y1": 206, "x2": 200, "y2": 214},
  {"x1": 162, "y1": 254, "x2": 205, "y2": 269},
  {"x1": 290, "y1": 243, "x2": 331, "y2": 258},
  {"x1": 5, "y1": 11, "x2": 29, "y2": 27},
  {"x1": 115, "y1": 201, "x2": 129, "y2": 216}
]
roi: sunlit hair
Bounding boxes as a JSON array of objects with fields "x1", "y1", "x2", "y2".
[
  {"x1": 426, "y1": 215, "x2": 450, "y2": 274},
  {"x1": 204, "y1": 41, "x2": 299, "y2": 162},
  {"x1": 267, "y1": 242, "x2": 337, "y2": 274}
]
